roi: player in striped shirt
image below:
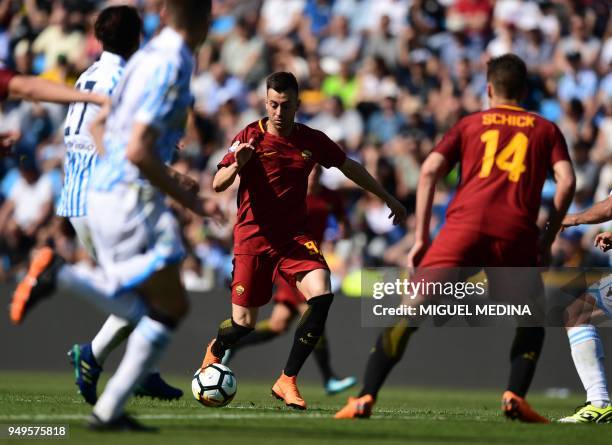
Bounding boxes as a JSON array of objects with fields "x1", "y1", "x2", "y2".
[
  {"x1": 12, "y1": 0, "x2": 216, "y2": 430},
  {"x1": 55, "y1": 5, "x2": 183, "y2": 407}
]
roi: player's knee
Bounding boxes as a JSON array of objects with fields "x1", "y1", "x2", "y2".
[
  {"x1": 565, "y1": 295, "x2": 597, "y2": 327},
  {"x1": 297, "y1": 270, "x2": 331, "y2": 299}
]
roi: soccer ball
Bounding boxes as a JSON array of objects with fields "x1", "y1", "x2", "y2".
[{"x1": 192, "y1": 364, "x2": 237, "y2": 407}]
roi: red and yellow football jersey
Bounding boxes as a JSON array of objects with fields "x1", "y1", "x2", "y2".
[
  {"x1": 218, "y1": 118, "x2": 347, "y2": 254},
  {"x1": 434, "y1": 105, "x2": 570, "y2": 241}
]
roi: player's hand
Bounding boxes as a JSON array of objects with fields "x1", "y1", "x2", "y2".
[
  {"x1": 387, "y1": 199, "x2": 407, "y2": 226},
  {"x1": 235, "y1": 138, "x2": 255, "y2": 169},
  {"x1": 560, "y1": 214, "x2": 578, "y2": 231},
  {"x1": 407, "y1": 239, "x2": 429, "y2": 269},
  {"x1": 594, "y1": 232, "x2": 612, "y2": 252},
  {"x1": 0, "y1": 131, "x2": 20, "y2": 156}
]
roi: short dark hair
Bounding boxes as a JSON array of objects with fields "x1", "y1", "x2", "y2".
[
  {"x1": 166, "y1": 0, "x2": 212, "y2": 24},
  {"x1": 95, "y1": 6, "x2": 142, "y2": 59},
  {"x1": 486, "y1": 54, "x2": 528, "y2": 101},
  {"x1": 266, "y1": 72, "x2": 299, "y2": 97}
]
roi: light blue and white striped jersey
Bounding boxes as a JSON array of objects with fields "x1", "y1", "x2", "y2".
[
  {"x1": 56, "y1": 52, "x2": 125, "y2": 217},
  {"x1": 90, "y1": 27, "x2": 193, "y2": 193}
]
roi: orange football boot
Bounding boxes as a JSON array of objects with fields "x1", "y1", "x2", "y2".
[
  {"x1": 502, "y1": 391, "x2": 549, "y2": 423},
  {"x1": 10, "y1": 247, "x2": 60, "y2": 325},
  {"x1": 271, "y1": 372, "x2": 307, "y2": 410},
  {"x1": 334, "y1": 394, "x2": 375, "y2": 419},
  {"x1": 200, "y1": 339, "x2": 222, "y2": 370}
]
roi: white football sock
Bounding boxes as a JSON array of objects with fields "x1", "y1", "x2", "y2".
[
  {"x1": 567, "y1": 326, "x2": 610, "y2": 408},
  {"x1": 57, "y1": 263, "x2": 146, "y2": 323},
  {"x1": 91, "y1": 315, "x2": 133, "y2": 366},
  {"x1": 93, "y1": 316, "x2": 173, "y2": 422}
]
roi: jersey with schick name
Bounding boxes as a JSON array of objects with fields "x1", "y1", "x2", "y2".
[
  {"x1": 90, "y1": 27, "x2": 193, "y2": 194},
  {"x1": 217, "y1": 118, "x2": 347, "y2": 254},
  {"x1": 56, "y1": 52, "x2": 124, "y2": 217},
  {"x1": 434, "y1": 105, "x2": 570, "y2": 241}
]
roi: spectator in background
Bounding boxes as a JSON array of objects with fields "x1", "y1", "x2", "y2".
[
  {"x1": 259, "y1": 0, "x2": 305, "y2": 38},
  {"x1": 362, "y1": 15, "x2": 400, "y2": 70},
  {"x1": 220, "y1": 16, "x2": 266, "y2": 88},
  {"x1": 321, "y1": 61, "x2": 358, "y2": 109},
  {"x1": 0, "y1": 154, "x2": 53, "y2": 265},
  {"x1": 32, "y1": 1, "x2": 85, "y2": 73},
  {"x1": 557, "y1": 13, "x2": 602, "y2": 70},
  {"x1": 558, "y1": 51, "x2": 598, "y2": 116},
  {"x1": 307, "y1": 95, "x2": 363, "y2": 151},
  {"x1": 318, "y1": 15, "x2": 360, "y2": 65},
  {"x1": 366, "y1": 93, "x2": 406, "y2": 144},
  {"x1": 192, "y1": 62, "x2": 247, "y2": 115}
]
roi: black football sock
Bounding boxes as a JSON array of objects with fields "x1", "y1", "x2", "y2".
[
  {"x1": 506, "y1": 327, "x2": 545, "y2": 397},
  {"x1": 312, "y1": 333, "x2": 335, "y2": 383},
  {"x1": 284, "y1": 293, "x2": 334, "y2": 377},
  {"x1": 211, "y1": 318, "x2": 253, "y2": 358},
  {"x1": 232, "y1": 319, "x2": 282, "y2": 350},
  {"x1": 359, "y1": 320, "x2": 418, "y2": 399}
]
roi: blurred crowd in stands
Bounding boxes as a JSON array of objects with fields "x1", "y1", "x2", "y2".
[{"x1": 0, "y1": 0, "x2": 611, "y2": 292}]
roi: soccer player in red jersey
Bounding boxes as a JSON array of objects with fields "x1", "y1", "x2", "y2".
[
  {"x1": 335, "y1": 54, "x2": 576, "y2": 421},
  {"x1": 222, "y1": 166, "x2": 357, "y2": 395},
  {"x1": 0, "y1": 68, "x2": 107, "y2": 154},
  {"x1": 200, "y1": 71, "x2": 407, "y2": 410}
]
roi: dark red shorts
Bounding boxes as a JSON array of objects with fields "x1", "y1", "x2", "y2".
[
  {"x1": 231, "y1": 235, "x2": 328, "y2": 308},
  {"x1": 414, "y1": 227, "x2": 543, "y2": 307},
  {"x1": 273, "y1": 274, "x2": 307, "y2": 308},
  {"x1": 420, "y1": 227, "x2": 538, "y2": 268}
]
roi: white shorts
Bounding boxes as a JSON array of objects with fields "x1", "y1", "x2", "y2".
[
  {"x1": 586, "y1": 274, "x2": 612, "y2": 318},
  {"x1": 69, "y1": 216, "x2": 97, "y2": 260},
  {"x1": 87, "y1": 184, "x2": 185, "y2": 296}
]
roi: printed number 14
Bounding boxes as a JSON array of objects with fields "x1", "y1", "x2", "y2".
[{"x1": 479, "y1": 130, "x2": 528, "y2": 182}]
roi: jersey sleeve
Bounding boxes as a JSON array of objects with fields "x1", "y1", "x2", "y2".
[
  {"x1": 0, "y1": 68, "x2": 17, "y2": 101},
  {"x1": 217, "y1": 127, "x2": 250, "y2": 169},
  {"x1": 312, "y1": 130, "x2": 347, "y2": 169},
  {"x1": 549, "y1": 123, "x2": 571, "y2": 165},
  {"x1": 433, "y1": 121, "x2": 462, "y2": 167}
]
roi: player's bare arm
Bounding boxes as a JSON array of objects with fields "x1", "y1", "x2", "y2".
[
  {"x1": 407, "y1": 152, "x2": 448, "y2": 268},
  {"x1": 167, "y1": 166, "x2": 200, "y2": 195},
  {"x1": 338, "y1": 157, "x2": 407, "y2": 225},
  {"x1": 8, "y1": 74, "x2": 108, "y2": 105},
  {"x1": 126, "y1": 122, "x2": 212, "y2": 217},
  {"x1": 562, "y1": 194, "x2": 612, "y2": 228},
  {"x1": 540, "y1": 160, "x2": 575, "y2": 264},
  {"x1": 212, "y1": 138, "x2": 255, "y2": 192}
]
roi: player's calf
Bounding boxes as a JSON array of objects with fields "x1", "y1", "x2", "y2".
[{"x1": 283, "y1": 293, "x2": 334, "y2": 377}]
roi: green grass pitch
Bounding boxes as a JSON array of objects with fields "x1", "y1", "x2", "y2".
[{"x1": 0, "y1": 372, "x2": 610, "y2": 444}]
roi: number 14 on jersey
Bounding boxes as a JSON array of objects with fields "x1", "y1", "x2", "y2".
[{"x1": 479, "y1": 130, "x2": 529, "y2": 183}]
